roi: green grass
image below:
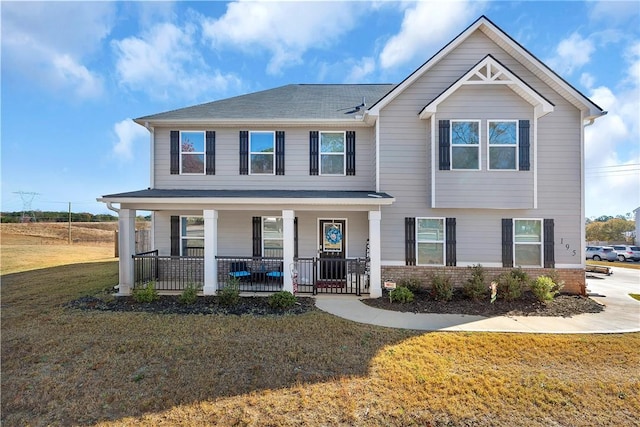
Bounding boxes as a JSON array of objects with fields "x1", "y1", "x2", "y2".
[{"x1": 2, "y1": 248, "x2": 639, "y2": 426}]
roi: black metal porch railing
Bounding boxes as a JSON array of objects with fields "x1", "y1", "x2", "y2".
[
  {"x1": 132, "y1": 250, "x2": 204, "y2": 291},
  {"x1": 132, "y1": 252, "x2": 369, "y2": 295},
  {"x1": 295, "y1": 257, "x2": 369, "y2": 296},
  {"x1": 216, "y1": 256, "x2": 285, "y2": 293}
]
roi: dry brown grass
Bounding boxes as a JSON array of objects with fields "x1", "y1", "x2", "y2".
[{"x1": 2, "y1": 237, "x2": 639, "y2": 426}]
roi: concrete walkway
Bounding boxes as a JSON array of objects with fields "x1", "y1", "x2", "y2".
[{"x1": 315, "y1": 266, "x2": 640, "y2": 334}]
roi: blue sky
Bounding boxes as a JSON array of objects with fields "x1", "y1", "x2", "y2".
[{"x1": 1, "y1": 0, "x2": 639, "y2": 218}]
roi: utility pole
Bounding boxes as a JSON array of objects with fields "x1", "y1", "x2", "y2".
[{"x1": 68, "y1": 202, "x2": 72, "y2": 244}]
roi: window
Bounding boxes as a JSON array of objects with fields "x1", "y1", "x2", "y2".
[
  {"x1": 451, "y1": 121, "x2": 480, "y2": 170},
  {"x1": 250, "y1": 131, "x2": 275, "y2": 174},
  {"x1": 181, "y1": 216, "x2": 204, "y2": 256},
  {"x1": 320, "y1": 131, "x2": 345, "y2": 175},
  {"x1": 514, "y1": 219, "x2": 542, "y2": 266},
  {"x1": 180, "y1": 131, "x2": 205, "y2": 174},
  {"x1": 416, "y1": 218, "x2": 445, "y2": 265},
  {"x1": 262, "y1": 217, "x2": 283, "y2": 257},
  {"x1": 488, "y1": 121, "x2": 518, "y2": 170}
]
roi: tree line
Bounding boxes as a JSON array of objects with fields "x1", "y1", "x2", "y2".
[
  {"x1": 586, "y1": 215, "x2": 636, "y2": 243},
  {"x1": 1, "y1": 211, "x2": 118, "y2": 223}
]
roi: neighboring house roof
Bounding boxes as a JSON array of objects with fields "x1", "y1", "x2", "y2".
[
  {"x1": 135, "y1": 84, "x2": 395, "y2": 126},
  {"x1": 99, "y1": 189, "x2": 395, "y2": 206},
  {"x1": 368, "y1": 15, "x2": 605, "y2": 121}
]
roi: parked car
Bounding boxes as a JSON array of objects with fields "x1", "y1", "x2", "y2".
[
  {"x1": 611, "y1": 245, "x2": 640, "y2": 262},
  {"x1": 585, "y1": 246, "x2": 617, "y2": 262}
]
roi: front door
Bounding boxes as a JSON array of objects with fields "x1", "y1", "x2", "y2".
[{"x1": 319, "y1": 219, "x2": 346, "y2": 282}]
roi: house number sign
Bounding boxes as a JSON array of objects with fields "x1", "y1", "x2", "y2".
[{"x1": 560, "y1": 238, "x2": 577, "y2": 257}]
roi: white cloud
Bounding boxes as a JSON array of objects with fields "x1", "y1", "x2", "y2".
[
  {"x1": 1, "y1": 1, "x2": 114, "y2": 100},
  {"x1": 584, "y1": 42, "x2": 640, "y2": 218},
  {"x1": 112, "y1": 22, "x2": 242, "y2": 101},
  {"x1": 113, "y1": 119, "x2": 149, "y2": 161},
  {"x1": 345, "y1": 57, "x2": 377, "y2": 83},
  {"x1": 379, "y1": 1, "x2": 485, "y2": 70},
  {"x1": 547, "y1": 33, "x2": 595, "y2": 76},
  {"x1": 201, "y1": 1, "x2": 362, "y2": 75}
]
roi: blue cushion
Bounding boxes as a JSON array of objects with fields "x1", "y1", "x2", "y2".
[{"x1": 229, "y1": 271, "x2": 250, "y2": 278}]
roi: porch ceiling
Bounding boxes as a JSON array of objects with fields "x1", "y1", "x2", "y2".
[{"x1": 98, "y1": 189, "x2": 395, "y2": 210}]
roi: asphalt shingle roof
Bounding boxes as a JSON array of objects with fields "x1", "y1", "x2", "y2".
[{"x1": 136, "y1": 84, "x2": 395, "y2": 122}]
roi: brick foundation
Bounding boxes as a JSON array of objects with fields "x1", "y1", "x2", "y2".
[{"x1": 381, "y1": 266, "x2": 586, "y2": 296}]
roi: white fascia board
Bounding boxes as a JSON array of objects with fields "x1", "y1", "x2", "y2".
[
  {"x1": 97, "y1": 196, "x2": 395, "y2": 207},
  {"x1": 133, "y1": 118, "x2": 372, "y2": 128},
  {"x1": 419, "y1": 55, "x2": 554, "y2": 120}
]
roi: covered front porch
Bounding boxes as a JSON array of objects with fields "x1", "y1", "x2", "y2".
[{"x1": 99, "y1": 189, "x2": 394, "y2": 298}]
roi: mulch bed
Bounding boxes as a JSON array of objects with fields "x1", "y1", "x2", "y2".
[
  {"x1": 65, "y1": 294, "x2": 317, "y2": 316},
  {"x1": 363, "y1": 289, "x2": 605, "y2": 318}
]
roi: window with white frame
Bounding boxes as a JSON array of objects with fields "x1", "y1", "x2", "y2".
[
  {"x1": 451, "y1": 120, "x2": 480, "y2": 170},
  {"x1": 262, "y1": 217, "x2": 283, "y2": 257},
  {"x1": 181, "y1": 131, "x2": 205, "y2": 174},
  {"x1": 416, "y1": 218, "x2": 445, "y2": 265},
  {"x1": 514, "y1": 219, "x2": 542, "y2": 266},
  {"x1": 250, "y1": 131, "x2": 275, "y2": 174},
  {"x1": 488, "y1": 120, "x2": 518, "y2": 170},
  {"x1": 320, "y1": 131, "x2": 345, "y2": 175},
  {"x1": 181, "y1": 216, "x2": 204, "y2": 256}
]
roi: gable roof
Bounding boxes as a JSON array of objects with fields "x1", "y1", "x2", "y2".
[
  {"x1": 419, "y1": 54, "x2": 555, "y2": 119},
  {"x1": 368, "y1": 15, "x2": 604, "y2": 121},
  {"x1": 135, "y1": 84, "x2": 395, "y2": 127}
]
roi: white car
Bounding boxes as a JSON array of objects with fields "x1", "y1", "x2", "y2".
[
  {"x1": 611, "y1": 245, "x2": 640, "y2": 262},
  {"x1": 585, "y1": 246, "x2": 617, "y2": 262}
]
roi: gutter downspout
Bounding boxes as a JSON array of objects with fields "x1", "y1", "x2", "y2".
[
  {"x1": 584, "y1": 111, "x2": 608, "y2": 127},
  {"x1": 106, "y1": 202, "x2": 120, "y2": 213}
]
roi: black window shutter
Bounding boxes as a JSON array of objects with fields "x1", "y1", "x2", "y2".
[
  {"x1": 405, "y1": 217, "x2": 416, "y2": 266},
  {"x1": 170, "y1": 216, "x2": 180, "y2": 256},
  {"x1": 445, "y1": 217, "x2": 457, "y2": 266},
  {"x1": 519, "y1": 120, "x2": 530, "y2": 171},
  {"x1": 309, "y1": 131, "x2": 319, "y2": 175},
  {"x1": 170, "y1": 131, "x2": 180, "y2": 175},
  {"x1": 206, "y1": 131, "x2": 216, "y2": 175},
  {"x1": 252, "y1": 216, "x2": 262, "y2": 257},
  {"x1": 439, "y1": 120, "x2": 450, "y2": 170},
  {"x1": 346, "y1": 130, "x2": 356, "y2": 175},
  {"x1": 239, "y1": 131, "x2": 249, "y2": 175},
  {"x1": 294, "y1": 217, "x2": 298, "y2": 259},
  {"x1": 275, "y1": 131, "x2": 285, "y2": 175},
  {"x1": 502, "y1": 218, "x2": 513, "y2": 267},
  {"x1": 544, "y1": 218, "x2": 555, "y2": 268}
]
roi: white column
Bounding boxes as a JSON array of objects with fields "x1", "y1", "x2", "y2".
[
  {"x1": 203, "y1": 209, "x2": 218, "y2": 295},
  {"x1": 117, "y1": 208, "x2": 136, "y2": 295},
  {"x1": 282, "y1": 210, "x2": 295, "y2": 293},
  {"x1": 368, "y1": 210, "x2": 382, "y2": 298}
]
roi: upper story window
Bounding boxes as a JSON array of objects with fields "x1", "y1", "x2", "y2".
[
  {"x1": 451, "y1": 120, "x2": 480, "y2": 170},
  {"x1": 180, "y1": 131, "x2": 205, "y2": 174},
  {"x1": 416, "y1": 217, "x2": 445, "y2": 265},
  {"x1": 250, "y1": 131, "x2": 275, "y2": 175},
  {"x1": 514, "y1": 219, "x2": 542, "y2": 266},
  {"x1": 320, "y1": 132, "x2": 346, "y2": 175},
  {"x1": 488, "y1": 121, "x2": 518, "y2": 170},
  {"x1": 181, "y1": 216, "x2": 204, "y2": 256}
]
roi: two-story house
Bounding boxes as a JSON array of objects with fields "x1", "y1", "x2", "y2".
[{"x1": 99, "y1": 16, "x2": 605, "y2": 298}]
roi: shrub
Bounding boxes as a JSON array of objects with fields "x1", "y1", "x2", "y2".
[
  {"x1": 389, "y1": 286, "x2": 414, "y2": 303},
  {"x1": 132, "y1": 281, "x2": 159, "y2": 303},
  {"x1": 397, "y1": 276, "x2": 423, "y2": 293},
  {"x1": 268, "y1": 291, "x2": 297, "y2": 309},
  {"x1": 179, "y1": 283, "x2": 200, "y2": 305},
  {"x1": 530, "y1": 275, "x2": 563, "y2": 303},
  {"x1": 430, "y1": 273, "x2": 453, "y2": 301},
  {"x1": 218, "y1": 278, "x2": 240, "y2": 306},
  {"x1": 464, "y1": 264, "x2": 487, "y2": 300},
  {"x1": 495, "y1": 268, "x2": 529, "y2": 301}
]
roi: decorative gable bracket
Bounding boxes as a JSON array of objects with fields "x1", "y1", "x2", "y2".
[{"x1": 419, "y1": 54, "x2": 554, "y2": 120}]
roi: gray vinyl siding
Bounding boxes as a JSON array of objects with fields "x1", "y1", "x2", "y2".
[
  {"x1": 378, "y1": 29, "x2": 584, "y2": 267},
  {"x1": 434, "y1": 84, "x2": 534, "y2": 209},
  {"x1": 154, "y1": 127, "x2": 376, "y2": 191},
  {"x1": 154, "y1": 211, "x2": 369, "y2": 259}
]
